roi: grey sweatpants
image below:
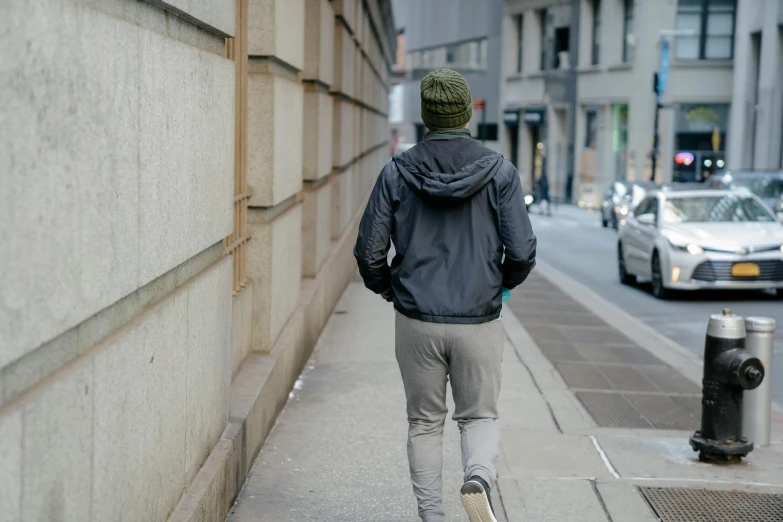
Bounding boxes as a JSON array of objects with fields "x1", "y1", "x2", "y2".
[{"x1": 395, "y1": 313, "x2": 505, "y2": 522}]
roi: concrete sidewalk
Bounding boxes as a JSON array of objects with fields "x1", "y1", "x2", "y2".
[{"x1": 228, "y1": 267, "x2": 783, "y2": 521}]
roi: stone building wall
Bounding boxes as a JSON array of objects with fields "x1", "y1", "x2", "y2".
[{"x1": 0, "y1": 0, "x2": 394, "y2": 520}]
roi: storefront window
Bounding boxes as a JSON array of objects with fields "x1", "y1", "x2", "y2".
[{"x1": 673, "y1": 104, "x2": 728, "y2": 182}]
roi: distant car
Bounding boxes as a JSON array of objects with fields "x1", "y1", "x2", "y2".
[
  {"x1": 601, "y1": 181, "x2": 657, "y2": 230},
  {"x1": 617, "y1": 189, "x2": 783, "y2": 299},
  {"x1": 706, "y1": 170, "x2": 783, "y2": 219}
]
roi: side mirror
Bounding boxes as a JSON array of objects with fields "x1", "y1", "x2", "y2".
[{"x1": 636, "y1": 213, "x2": 656, "y2": 226}]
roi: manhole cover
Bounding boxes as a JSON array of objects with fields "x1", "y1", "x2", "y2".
[{"x1": 639, "y1": 486, "x2": 783, "y2": 521}]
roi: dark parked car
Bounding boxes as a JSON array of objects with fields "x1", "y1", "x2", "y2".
[
  {"x1": 600, "y1": 181, "x2": 658, "y2": 229},
  {"x1": 706, "y1": 170, "x2": 783, "y2": 220}
]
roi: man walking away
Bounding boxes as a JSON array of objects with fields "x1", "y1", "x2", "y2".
[{"x1": 354, "y1": 69, "x2": 537, "y2": 522}]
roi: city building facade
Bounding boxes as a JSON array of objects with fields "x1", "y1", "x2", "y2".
[
  {"x1": 0, "y1": 1, "x2": 394, "y2": 520},
  {"x1": 391, "y1": 0, "x2": 504, "y2": 148},
  {"x1": 501, "y1": 0, "x2": 742, "y2": 205},
  {"x1": 728, "y1": 0, "x2": 783, "y2": 171}
]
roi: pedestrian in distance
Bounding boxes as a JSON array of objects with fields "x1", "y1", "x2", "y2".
[
  {"x1": 354, "y1": 69, "x2": 537, "y2": 522},
  {"x1": 538, "y1": 173, "x2": 551, "y2": 216}
]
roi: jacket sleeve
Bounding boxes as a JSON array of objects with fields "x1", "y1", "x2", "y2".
[
  {"x1": 353, "y1": 165, "x2": 394, "y2": 294},
  {"x1": 499, "y1": 163, "x2": 537, "y2": 290}
]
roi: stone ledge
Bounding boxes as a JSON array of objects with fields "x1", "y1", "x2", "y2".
[
  {"x1": 0, "y1": 242, "x2": 224, "y2": 407},
  {"x1": 167, "y1": 191, "x2": 369, "y2": 522}
]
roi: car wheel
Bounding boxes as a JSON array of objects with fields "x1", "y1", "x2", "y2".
[
  {"x1": 651, "y1": 252, "x2": 671, "y2": 299},
  {"x1": 618, "y1": 244, "x2": 636, "y2": 285}
]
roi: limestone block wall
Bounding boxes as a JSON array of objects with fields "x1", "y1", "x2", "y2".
[
  {"x1": 0, "y1": 1, "x2": 237, "y2": 520},
  {"x1": 0, "y1": 0, "x2": 234, "y2": 371},
  {"x1": 0, "y1": 0, "x2": 395, "y2": 520}
]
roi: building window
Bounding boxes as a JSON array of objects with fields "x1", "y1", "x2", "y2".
[
  {"x1": 585, "y1": 110, "x2": 598, "y2": 149},
  {"x1": 675, "y1": 0, "x2": 736, "y2": 60},
  {"x1": 623, "y1": 0, "x2": 634, "y2": 62},
  {"x1": 613, "y1": 104, "x2": 629, "y2": 180},
  {"x1": 591, "y1": 0, "x2": 601, "y2": 65},
  {"x1": 539, "y1": 10, "x2": 547, "y2": 71},
  {"x1": 516, "y1": 14, "x2": 524, "y2": 73},
  {"x1": 554, "y1": 27, "x2": 570, "y2": 69},
  {"x1": 406, "y1": 38, "x2": 489, "y2": 73}
]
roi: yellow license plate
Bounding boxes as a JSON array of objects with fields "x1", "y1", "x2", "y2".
[{"x1": 732, "y1": 262, "x2": 760, "y2": 277}]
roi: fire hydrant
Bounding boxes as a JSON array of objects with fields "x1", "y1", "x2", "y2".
[{"x1": 690, "y1": 309, "x2": 765, "y2": 463}]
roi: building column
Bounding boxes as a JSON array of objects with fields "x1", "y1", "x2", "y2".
[
  {"x1": 727, "y1": 0, "x2": 757, "y2": 169},
  {"x1": 752, "y1": 0, "x2": 783, "y2": 168}
]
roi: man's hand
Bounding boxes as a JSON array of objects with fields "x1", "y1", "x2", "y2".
[{"x1": 380, "y1": 288, "x2": 394, "y2": 302}]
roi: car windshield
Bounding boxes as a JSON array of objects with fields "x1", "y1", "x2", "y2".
[
  {"x1": 662, "y1": 195, "x2": 775, "y2": 223},
  {"x1": 731, "y1": 177, "x2": 783, "y2": 199}
]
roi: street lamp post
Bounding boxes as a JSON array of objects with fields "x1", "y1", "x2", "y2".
[{"x1": 651, "y1": 30, "x2": 694, "y2": 182}]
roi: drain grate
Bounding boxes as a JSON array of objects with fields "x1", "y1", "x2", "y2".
[
  {"x1": 576, "y1": 391, "x2": 651, "y2": 429},
  {"x1": 576, "y1": 391, "x2": 701, "y2": 430},
  {"x1": 639, "y1": 487, "x2": 783, "y2": 522},
  {"x1": 624, "y1": 393, "x2": 700, "y2": 431},
  {"x1": 637, "y1": 365, "x2": 702, "y2": 395}
]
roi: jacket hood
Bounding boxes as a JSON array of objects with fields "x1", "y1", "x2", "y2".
[{"x1": 393, "y1": 153, "x2": 504, "y2": 203}]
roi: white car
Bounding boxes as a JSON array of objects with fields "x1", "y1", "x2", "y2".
[{"x1": 617, "y1": 189, "x2": 783, "y2": 299}]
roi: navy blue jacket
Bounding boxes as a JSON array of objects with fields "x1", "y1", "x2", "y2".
[{"x1": 354, "y1": 134, "x2": 537, "y2": 324}]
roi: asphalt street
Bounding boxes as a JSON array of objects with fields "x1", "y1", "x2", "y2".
[{"x1": 527, "y1": 204, "x2": 783, "y2": 406}]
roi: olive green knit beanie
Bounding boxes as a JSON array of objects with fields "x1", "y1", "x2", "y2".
[{"x1": 420, "y1": 69, "x2": 473, "y2": 131}]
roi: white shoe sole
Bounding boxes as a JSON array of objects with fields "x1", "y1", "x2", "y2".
[{"x1": 460, "y1": 481, "x2": 498, "y2": 522}]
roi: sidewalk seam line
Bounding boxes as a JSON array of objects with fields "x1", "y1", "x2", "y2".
[
  {"x1": 590, "y1": 479, "x2": 616, "y2": 522},
  {"x1": 589, "y1": 435, "x2": 620, "y2": 479},
  {"x1": 506, "y1": 326, "x2": 563, "y2": 434}
]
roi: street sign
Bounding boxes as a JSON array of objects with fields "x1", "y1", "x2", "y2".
[
  {"x1": 473, "y1": 98, "x2": 485, "y2": 110},
  {"x1": 657, "y1": 39, "x2": 670, "y2": 101}
]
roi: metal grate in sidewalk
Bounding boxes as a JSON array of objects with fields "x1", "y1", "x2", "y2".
[
  {"x1": 511, "y1": 272, "x2": 702, "y2": 430},
  {"x1": 639, "y1": 487, "x2": 783, "y2": 522}
]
